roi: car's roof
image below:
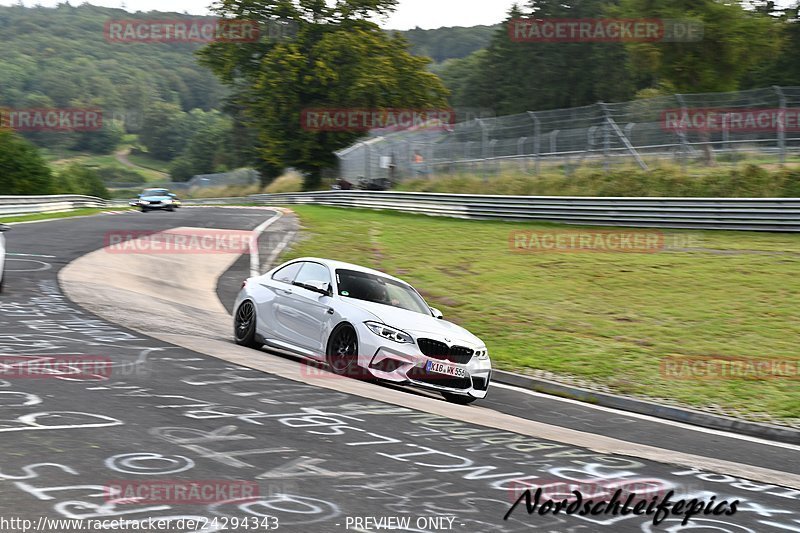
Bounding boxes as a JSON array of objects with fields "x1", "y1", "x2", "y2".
[
  {"x1": 143, "y1": 188, "x2": 169, "y2": 193},
  {"x1": 286, "y1": 257, "x2": 409, "y2": 285}
]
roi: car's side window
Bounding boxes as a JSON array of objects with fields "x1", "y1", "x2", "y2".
[
  {"x1": 272, "y1": 262, "x2": 303, "y2": 284},
  {"x1": 294, "y1": 262, "x2": 331, "y2": 286}
]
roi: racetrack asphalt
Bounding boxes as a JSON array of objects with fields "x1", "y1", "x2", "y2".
[{"x1": 0, "y1": 207, "x2": 797, "y2": 533}]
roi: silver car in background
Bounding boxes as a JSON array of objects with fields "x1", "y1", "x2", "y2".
[{"x1": 233, "y1": 258, "x2": 492, "y2": 404}]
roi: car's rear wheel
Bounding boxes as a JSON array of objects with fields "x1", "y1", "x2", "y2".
[
  {"x1": 140, "y1": 206, "x2": 148, "y2": 212},
  {"x1": 442, "y1": 392, "x2": 477, "y2": 405},
  {"x1": 326, "y1": 324, "x2": 361, "y2": 377},
  {"x1": 234, "y1": 300, "x2": 262, "y2": 349}
]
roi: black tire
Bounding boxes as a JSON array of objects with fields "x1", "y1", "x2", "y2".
[
  {"x1": 168, "y1": 205, "x2": 175, "y2": 212},
  {"x1": 140, "y1": 206, "x2": 148, "y2": 212},
  {"x1": 442, "y1": 392, "x2": 477, "y2": 405},
  {"x1": 326, "y1": 324, "x2": 362, "y2": 378},
  {"x1": 234, "y1": 300, "x2": 262, "y2": 349}
]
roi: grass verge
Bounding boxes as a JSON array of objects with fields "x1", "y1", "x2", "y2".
[
  {"x1": 282, "y1": 205, "x2": 800, "y2": 423},
  {"x1": 398, "y1": 162, "x2": 800, "y2": 197}
]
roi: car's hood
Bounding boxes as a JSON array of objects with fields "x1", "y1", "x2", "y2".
[{"x1": 342, "y1": 297, "x2": 483, "y2": 346}]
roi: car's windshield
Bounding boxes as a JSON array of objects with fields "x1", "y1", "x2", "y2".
[
  {"x1": 143, "y1": 189, "x2": 169, "y2": 196},
  {"x1": 335, "y1": 269, "x2": 430, "y2": 315}
]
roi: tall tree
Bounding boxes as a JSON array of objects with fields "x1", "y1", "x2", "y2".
[
  {"x1": 199, "y1": 0, "x2": 449, "y2": 189},
  {"x1": 444, "y1": 1, "x2": 637, "y2": 115},
  {"x1": 0, "y1": 128, "x2": 53, "y2": 195},
  {"x1": 618, "y1": 0, "x2": 781, "y2": 92},
  {"x1": 138, "y1": 102, "x2": 189, "y2": 161}
]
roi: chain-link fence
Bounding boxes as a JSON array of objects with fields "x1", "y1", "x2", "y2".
[{"x1": 336, "y1": 86, "x2": 800, "y2": 182}]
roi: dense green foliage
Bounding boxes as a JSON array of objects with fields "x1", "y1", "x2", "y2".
[
  {"x1": 616, "y1": 0, "x2": 781, "y2": 93},
  {"x1": 0, "y1": 4, "x2": 224, "y2": 114},
  {"x1": 3, "y1": 2, "x2": 800, "y2": 187},
  {"x1": 438, "y1": 0, "x2": 784, "y2": 114},
  {"x1": 57, "y1": 164, "x2": 111, "y2": 198},
  {"x1": 399, "y1": 164, "x2": 800, "y2": 198},
  {"x1": 401, "y1": 25, "x2": 497, "y2": 62},
  {"x1": 0, "y1": 129, "x2": 53, "y2": 194},
  {"x1": 0, "y1": 3, "x2": 225, "y2": 158},
  {"x1": 0, "y1": 128, "x2": 110, "y2": 197}
]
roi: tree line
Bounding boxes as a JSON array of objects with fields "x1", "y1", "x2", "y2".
[
  {"x1": 438, "y1": 0, "x2": 792, "y2": 114},
  {"x1": 2, "y1": 1, "x2": 800, "y2": 194}
]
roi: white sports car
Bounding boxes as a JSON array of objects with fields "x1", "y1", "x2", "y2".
[
  {"x1": 233, "y1": 258, "x2": 492, "y2": 404},
  {"x1": 0, "y1": 224, "x2": 8, "y2": 293}
]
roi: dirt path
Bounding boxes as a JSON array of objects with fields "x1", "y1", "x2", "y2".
[{"x1": 115, "y1": 147, "x2": 169, "y2": 178}]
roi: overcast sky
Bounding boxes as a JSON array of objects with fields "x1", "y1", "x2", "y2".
[
  {"x1": 0, "y1": 0, "x2": 521, "y2": 29},
  {"x1": 2, "y1": 0, "x2": 796, "y2": 29}
]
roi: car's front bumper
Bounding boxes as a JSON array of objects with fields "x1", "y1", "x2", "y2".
[
  {"x1": 355, "y1": 323, "x2": 492, "y2": 399},
  {"x1": 139, "y1": 201, "x2": 173, "y2": 209}
]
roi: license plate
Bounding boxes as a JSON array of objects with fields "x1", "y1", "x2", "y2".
[{"x1": 426, "y1": 360, "x2": 467, "y2": 378}]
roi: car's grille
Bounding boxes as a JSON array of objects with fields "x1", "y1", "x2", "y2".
[
  {"x1": 407, "y1": 366, "x2": 471, "y2": 389},
  {"x1": 417, "y1": 338, "x2": 473, "y2": 364}
]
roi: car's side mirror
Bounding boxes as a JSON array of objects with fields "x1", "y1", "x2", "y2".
[
  {"x1": 137, "y1": 194, "x2": 142, "y2": 197},
  {"x1": 302, "y1": 280, "x2": 332, "y2": 297},
  {"x1": 430, "y1": 307, "x2": 443, "y2": 319},
  {"x1": 0, "y1": 224, "x2": 10, "y2": 232}
]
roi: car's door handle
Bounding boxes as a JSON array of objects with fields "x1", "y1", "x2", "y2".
[
  {"x1": 277, "y1": 288, "x2": 293, "y2": 295},
  {"x1": 326, "y1": 308, "x2": 334, "y2": 315}
]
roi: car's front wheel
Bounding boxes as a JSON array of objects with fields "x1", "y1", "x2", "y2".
[
  {"x1": 326, "y1": 324, "x2": 362, "y2": 378},
  {"x1": 234, "y1": 300, "x2": 262, "y2": 349},
  {"x1": 442, "y1": 392, "x2": 477, "y2": 405}
]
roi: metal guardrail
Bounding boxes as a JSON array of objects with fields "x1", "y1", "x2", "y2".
[
  {"x1": 0, "y1": 194, "x2": 107, "y2": 218},
  {"x1": 0, "y1": 195, "x2": 255, "y2": 218},
  {"x1": 250, "y1": 191, "x2": 800, "y2": 232},
  {"x1": 3, "y1": 192, "x2": 799, "y2": 231},
  {"x1": 181, "y1": 197, "x2": 252, "y2": 205}
]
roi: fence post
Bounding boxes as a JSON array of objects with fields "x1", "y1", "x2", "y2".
[
  {"x1": 489, "y1": 139, "x2": 499, "y2": 174},
  {"x1": 477, "y1": 118, "x2": 489, "y2": 181},
  {"x1": 774, "y1": 86, "x2": 787, "y2": 166},
  {"x1": 364, "y1": 142, "x2": 371, "y2": 180},
  {"x1": 527, "y1": 111, "x2": 541, "y2": 175},
  {"x1": 597, "y1": 103, "x2": 608, "y2": 173},
  {"x1": 676, "y1": 94, "x2": 688, "y2": 174},
  {"x1": 722, "y1": 112, "x2": 730, "y2": 154},
  {"x1": 577, "y1": 126, "x2": 597, "y2": 169},
  {"x1": 518, "y1": 136, "x2": 528, "y2": 172}
]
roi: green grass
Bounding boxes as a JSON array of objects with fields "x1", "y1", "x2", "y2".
[
  {"x1": 398, "y1": 162, "x2": 800, "y2": 197},
  {"x1": 1, "y1": 207, "x2": 133, "y2": 223},
  {"x1": 42, "y1": 149, "x2": 165, "y2": 183},
  {"x1": 282, "y1": 205, "x2": 800, "y2": 422},
  {"x1": 126, "y1": 151, "x2": 170, "y2": 174}
]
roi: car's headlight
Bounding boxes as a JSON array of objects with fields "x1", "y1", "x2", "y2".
[
  {"x1": 474, "y1": 348, "x2": 489, "y2": 360},
  {"x1": 365, "y1": 321, "x2": 413, "y2": 344},
  {"x1": 140, "y1": 200, "x2": 150, "y2": 205}
]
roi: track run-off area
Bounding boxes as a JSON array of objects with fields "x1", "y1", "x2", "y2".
[{"x1": 0, "y1": 207, "x2": 797, "y2": 533}]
